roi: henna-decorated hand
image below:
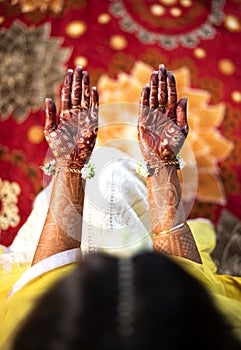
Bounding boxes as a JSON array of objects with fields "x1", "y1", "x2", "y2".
[
  {"x1": 44, "y1": 66, "x2": 99, "y2": 168},
  {"x1": 138, "y1": 64, "x2": 188, "y2": 168}
]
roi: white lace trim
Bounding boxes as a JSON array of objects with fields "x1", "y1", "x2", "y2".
[
  {"x1": 8, "y1": 248, "x2": 81, "y2": 299},
  {"x1": 0, "y1": 251, "x2": 33, "y2": 271}
]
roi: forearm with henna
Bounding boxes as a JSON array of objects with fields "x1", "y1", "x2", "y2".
[
  {"x1": 146, "y1": 166, "x2": 183, "y2": 234},
  {"x1": 146, "y1": 166, "x2": 201, "y2": 263},
  {"x1": 32, "y1": 170, "x2": 84, "y2": 265},
  {"x1": 153, "y1": 224, "x2": 202, "y2": 263}
]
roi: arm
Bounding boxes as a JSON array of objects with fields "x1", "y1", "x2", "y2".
[
  {"x1": 32, "y1": 67, "x2": 99, "y2": 265},
  {"x1": 138, "y1": 64, "x2": 201, "y2": 263}
]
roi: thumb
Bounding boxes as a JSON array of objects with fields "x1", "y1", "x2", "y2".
[
  {"x1": 176, "y1": 97, "x2": 188, "y2": 137},
  {"x1": 45, "y1": 98, "x2": 57, "y2": 132}
]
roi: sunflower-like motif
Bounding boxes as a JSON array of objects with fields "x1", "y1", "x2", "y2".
[
  {"x1": 97, "y1": 61, "x2": 233, "y2": 205},
  {"x1": 0, "y1": 179, "x2": 21, "y2": 231},
  {"x1": 0, "y1": 20, "x2": 71, "y2": 122}
]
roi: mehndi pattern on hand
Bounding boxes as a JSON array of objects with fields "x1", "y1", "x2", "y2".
[
  {"x1": 138, "y1": 64, "x2": 188, "y2": 170},
  {"x1": 44, "y1": 66, "x2": 99, "y2": 168}
]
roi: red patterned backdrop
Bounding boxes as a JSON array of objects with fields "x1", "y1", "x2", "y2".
[{"x1": 0, "y1": 0, "x2": 241, "y2": 247}]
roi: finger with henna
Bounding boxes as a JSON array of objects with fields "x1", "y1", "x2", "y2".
[
  {"x1": 81, "y1": 71, "x2": 90, "y2": 109},
  {"x1": 91, "y1": 86, "x2": 99, "y2": 110},
  {"x1": 139, "y1": 84, "x2": 150, "y2": 125},
  {"x1": 60, "y1": 69, "x2": 73, "y2": 111},
  {"x1": 158, "y1": 64, "x2": 167, "y2": 112},
  {"x1": 44, "y1": 98, "x2": 57, "y2": 132},
  {"x1": 71, "y1": 66, "x2": 82, "y2": 108},
  {"x1": 166, "y1": 71, "x2": 177, "y2": 120},
  {"x1": 150, "y1": 71, "x2": 158, "y2": 109},
  {"x1": 176, "y1": 97, "x2": 188, "y2": 138}
]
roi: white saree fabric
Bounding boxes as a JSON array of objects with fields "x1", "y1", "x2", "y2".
[{"x1": 8, "y1": 146, "x2": 152, "y2": 263}]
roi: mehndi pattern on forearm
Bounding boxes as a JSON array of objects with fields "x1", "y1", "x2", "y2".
[
  {"x1": 146, "y1": 165, "x2": 184, "y2": 234},
  {"x1": 31, "y1": 211, "x2": 81, "y2": 264},
  {"x1": 153, "y1": 224, "x2": 202, "y2": 263},
  {"x1": 50, "y1": 173, "x2": 84, "y2": 240}
]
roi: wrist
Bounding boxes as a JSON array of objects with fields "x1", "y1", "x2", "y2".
[
  {"x1": 145, "y1": 154, "x2": 185, "y2": 176},
  {"x1": 152, "y1": 223, "x2": 202, "y2": 263},
  {"x1": 152, "y1": 222, "x2": 187, "y2": 236},
  {"x1": 41, "y1": 159, "x2": 95, "y2": 180},
  {"x1": 56, "y1": 159, "x2": 85, "y2": 169},
  {"x1": 147, "y1": 159, "x2": 180, "y2": 176}
]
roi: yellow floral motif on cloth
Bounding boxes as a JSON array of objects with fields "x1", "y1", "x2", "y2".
[
  {"x1": 97, "y1": 62, "x2": 233, "y2": 205},
  {"x1": 0, "y1": 179, "x2": 21, "y2": 231}
]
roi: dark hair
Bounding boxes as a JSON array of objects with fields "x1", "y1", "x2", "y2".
[{"x1": 12, "y1": 251, "x2": 241, "y2": 350}]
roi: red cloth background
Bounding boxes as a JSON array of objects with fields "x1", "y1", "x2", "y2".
[{"x1": 0, "y1": 0, "x2": 241, "y2": 246}]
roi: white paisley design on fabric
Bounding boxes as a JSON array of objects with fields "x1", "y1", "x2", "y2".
[
  {"x1": 0, "y1": 179, "x2": 21, "y2": 231},
  {"x1": 0, "y1": 20, "x2": 71, "y2": 122},
  {"x1": 109, "y1": 0, "x2": 225, "y2": 50}
]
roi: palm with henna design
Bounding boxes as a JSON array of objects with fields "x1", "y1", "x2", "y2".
[
  {"x1": 138, "y1": 64, "x2": 188, "y2": 171},
  {"x1": 44, "y1": 66, "x2": 99, "y2": 168}
]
